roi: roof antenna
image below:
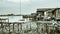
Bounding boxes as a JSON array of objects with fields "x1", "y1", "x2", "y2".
[
  {"x1": 56, "y1": 1, "x2": 58, "y2": 8},
  {"x1": 20, "y1": 0, "x2": 21, "y2": 15}
]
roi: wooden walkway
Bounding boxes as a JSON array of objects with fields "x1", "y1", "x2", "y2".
[{"x1": 0, "y1": 21, "x2": 60, "y2": 34}]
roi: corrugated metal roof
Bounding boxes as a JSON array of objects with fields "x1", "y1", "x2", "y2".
[{"x1": 37, "y1": 8, "x2": 60, "y2": 12}]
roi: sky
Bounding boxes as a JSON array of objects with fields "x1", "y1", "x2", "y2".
[{"x1": 0, "y1": 0, "x2": 60, "y2": 15}]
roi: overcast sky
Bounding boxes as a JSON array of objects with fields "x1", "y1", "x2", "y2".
[{"x1": 0, "y1": 0, "x2": 60, "y2": 14}]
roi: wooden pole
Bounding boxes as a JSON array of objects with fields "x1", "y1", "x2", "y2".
[
  {"x1": 18, "y1": 24, "x2": 19, "y2": 34},
  {"x1": 36, "y1": 23, "x2": 40, "y2": 34},
  {"x1": 9, "y1": 23, "x2": 10, "y2": 34},
  {"x1": 13, "y1": 23, "x2": 14, "y2": 32}
]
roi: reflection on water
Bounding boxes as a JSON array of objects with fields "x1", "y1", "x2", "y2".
[{"x1": 0, "y1": 16, "x2": 23, "y2": 22}]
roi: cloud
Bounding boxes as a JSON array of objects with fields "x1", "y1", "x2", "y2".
[
  {"x1": 0, "y1": 0, "x2": 21, "y2": 14},
  {"x1": 21, "y1": 0, "x2": 60, "y2": 14},
  {"x1": 7, "y1": 0, "x2": 20, "y2": 3},
  {"x1": 0, "y1": 0, "x2": 60, "y2": 14},
  {"x1": 21, "y1": 0, "x2": 30, "y2": 3},
  {"x1": 6, "y1": 0, "x2": 31, "y2": 3}
]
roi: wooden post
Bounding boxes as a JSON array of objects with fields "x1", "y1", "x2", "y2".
[
  {"x1": 45, "y1": 24, "x2": 49, "y2": 34},
  {"x1": 18, "y1": 24, "x2": 19, "y2": 34},
  {"x1": 13, "y1": 23, "x2": 14, "y2": 32},
  {"x1": 30, "y1": 22, "x2": 31, "y2": 30},
  {"x1": 9, "y1": 23, "x2": 11, "y2": 34},
  {"x1": 20, "y1": 23, "x2": 22, "y2": 34},
  {"x1": 1, "y1": 20, "x2": 3, "y2": 32},
  {"x1": 36, "y1": 23, "x2": 40, "y2": 34},
  {"x1": 20, "y1": 23, "x2": 22, "y2": 30}
]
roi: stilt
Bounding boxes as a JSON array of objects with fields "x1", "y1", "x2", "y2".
[
  {"x1": 18, "y1": 24, "x2": 19, "y2": 34},
  {"x1": 9, "y1": 23, "x2": 10, "y2": 34},
  {"x1": 36, "y1": 23, "x2": 40, "y2": 34},
  {"x1": 13, "y1": 23, "x2": 15, "y2": 33}
]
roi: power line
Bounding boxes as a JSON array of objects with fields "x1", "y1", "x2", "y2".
[{"x1": 20, "y1": 0, "x2": 21, "y2": 14}]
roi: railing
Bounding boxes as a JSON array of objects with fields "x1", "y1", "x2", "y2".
[
  {"x1": 0, "y1": 22, "x2": 24, "y2": 34},
  {"x1": 0, "y1": 21, "x2": 60, "y2": 34}
]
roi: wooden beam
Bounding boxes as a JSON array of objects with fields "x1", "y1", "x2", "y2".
[
  {"x1": 0, "y1": 22, "x2": 25, "y2": 24},
  {"x1": 36, "y1": 21, "x2": 56, "y2": 24}
]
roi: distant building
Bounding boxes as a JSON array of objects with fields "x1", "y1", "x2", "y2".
[
  {"x1": 22, "y1": 8, "x2": 60, "y2": 21},
  {"x1": 37, "y1": 8, "x2": 60, "y2": 19},
  {"x1": 31, "y1": 8, "x2": 60, "y2": 21}
]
